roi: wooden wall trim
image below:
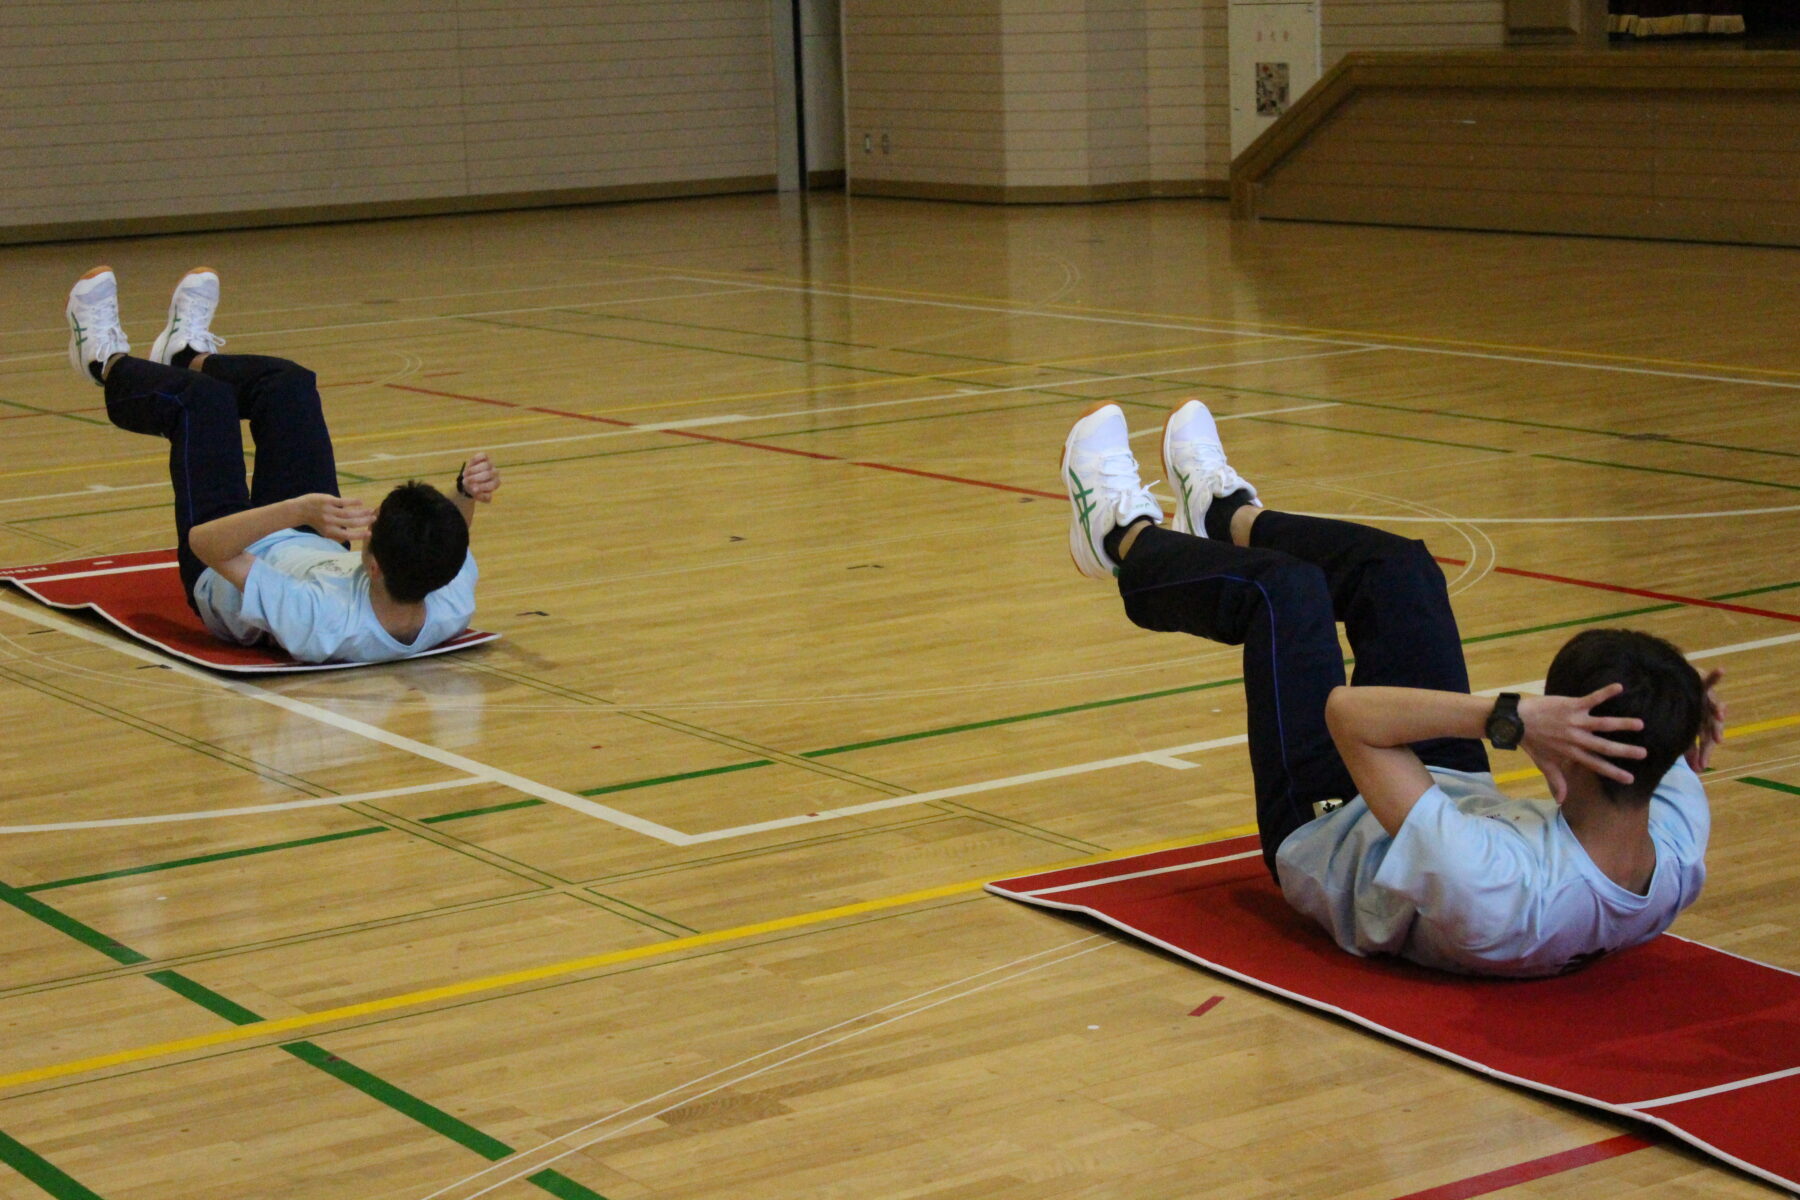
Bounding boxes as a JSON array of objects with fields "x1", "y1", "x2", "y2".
[
  {"x1": 1230, "y1": 49, "x2": 1800, "y2": 247},
  {"x1": 848, "y1": 178, "x2": 1228, "y2": 204},
  {"x1": 0, "y1": 177, "x2": 778, "y2": 249}
]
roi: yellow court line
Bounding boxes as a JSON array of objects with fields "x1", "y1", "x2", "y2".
[
  {"x1": 8, "y1": 712, "x2": 1797, "y2": 1091},
  {"x1": 1486, "y1": 712, "x2": 1797, "y2": 787},
  {"x1": 0, "y1": 824, "x2": 1258, "y2": 1092},
  {"x1": 597, "y1": 258, "x2": 1800, "y2": 382},
  {"x1": 1725, "y1": 713, "x2": 1800, "y2": 738}
]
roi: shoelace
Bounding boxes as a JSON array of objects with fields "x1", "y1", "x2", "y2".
[
  {"x1": 1098, "y1": 452, "x2": 1158, "y2": 516},
  {"x1": 83, "y1": 294, "x2": 131, "y2": 359},
  {"x1": 184, "y1": 328, "x2": 227, "y2": 354}
]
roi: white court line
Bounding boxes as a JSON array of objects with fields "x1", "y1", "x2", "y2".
[
  {"x1": 0, "y1": 393, "x2": 1345, "y2": 509},
  {"x1": 1021, "y1": 849, "x2": 1264, "y2": 897},
  {"x1": 5, "y1": 594, "x2": 1797, "y2": 841},
  {"x1": 687, "y1": 631, "x2": 1800, "y2": 843},
  {"x1": 690, "y1": 274, "x2": 1800, "y2": 394},
  {"x1": 0, "y1": 779, "x2": 484, "y2": 834},
  {"x1": 371, "y1": 350, "x2": 1365, "y2": 465},
  {"x1": 0, "y1": 595, "x2": 694, "y2": 844},
  {"x1": 0, "y1": 287, "x2": 763, "y2": 367},
  {"x1": 0, "y1": 272, "x2": 716, "y2": 341},
  {"x1": 1625, "y1": 1064, "x2": 1800, "y2": 1111}
]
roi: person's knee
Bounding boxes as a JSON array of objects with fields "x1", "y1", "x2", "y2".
[
  {"x1": 1382, "y1": 538, "x2": 1448, "y2": 595},
  {"x1": 275, "y1": 365, "x2": 319, "y2": 399},
  {"x1": 180, "y1": 376, "x2": 239, "y2": 424},
  {"x1": 1262, "y1": 558, "x2": 1333, "y2": 616}
]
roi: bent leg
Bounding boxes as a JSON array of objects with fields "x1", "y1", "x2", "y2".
[
  {"x1": 102, "y1": 356, "x2": 249, "y2": 600},
  {"x1": 1118, "y1": 523, "x2": 1355, "y2": 873},
  {"x1": 1248, "y1": 510, "x2": 1490, "y2": 775},
  {"x1": 195, "y1": 354, "x2": 339, "y2": 506}
]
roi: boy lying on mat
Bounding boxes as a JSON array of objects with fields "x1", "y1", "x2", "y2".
[
  {"x1": 1061, "y1": 401, "x2": 1726, "y2": 978},
  {"x1": 67, "y1": 266, "x2": 499, "y2": 665}
]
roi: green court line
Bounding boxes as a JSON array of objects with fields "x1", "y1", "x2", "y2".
[
  {"x1": 1534, "y1": 453, "x2": 1800, "y2": 494},
  {"x1": 0, "y1": 1130, "x2": 105, "y2": 1200},
  {"x1": 1176, "y1": 379, "x2": 1800, "y2": 462},
  {"x1": 21, "y1": 828, "x2": 388, "y2": 893},
  {"x1": 1243, "y1": 415, "x2": 1511, "y2": 455},
  {"x1": 420, "y1": 798, "x2": 547, "y2": 824},
  {"x1": 0, "y1": 397, "x2": 107, "y2": 429},
  {"x1": 1740, "y1": 776, "x2": 1800, "y2": 797},
  {"x1": 11, "y1": 503, "x2": 166, "y2": 525},
  {"x1": 1713, "y1": 581, "x2": 1800, "y2": 600},
  {"x1": 1460, "y1": 603, "x2": 1678, "y2": 644},
  {"x1": 19, "y1": 584, "x2": 1793, "y2": 896},
  {"x1": 577, "y1": 759, "x2": 770, "y2": 798},
  {"x1": 0, "y1": 884, "x2": 147, "y2": 966},
  {"x1": 0, "y1": 883, "x2": 608, "y2": 1200}
]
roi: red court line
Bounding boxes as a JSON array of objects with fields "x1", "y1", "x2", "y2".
[
  {"x1": 387, "y1": 383, "x2": 518, "y2": 409},
  {"x1": 853, "y1": 460, "x2": 1062, "y2": 499},
  {"x1": 1189, "y1": 995, "x2": 1224, "y2": 1018},
  {"x1": 1436, "y1": 555, "x2": 1800, "y2": 626},
  {"x1": 387, "y1": 383, "x2": 1798, "y2": 626},
  {"x1": 1491, "y1": 564, "x2": 1800, "y2": 625},
  {"x1": 1388, "y1": 1135, "x2": 1651, "y2": 1200}
]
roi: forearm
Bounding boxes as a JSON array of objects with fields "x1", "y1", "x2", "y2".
[
  {"x1": 1325, "y1": 686, "x2": 1490, "y2": 749},
  {"x1": 452, "y1": 490, "x2": 477, "y2": 533},
  {"x1": 189, "y1": 498, "x2": 306, "y2": 571}
]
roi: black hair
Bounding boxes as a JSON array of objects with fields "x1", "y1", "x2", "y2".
[
  {"x1": 1543, "y1": 628, "x2": 1705, "y2": 806},
  {"x1": 366, "y1": 481, "x2": 469, "y2": 604}
]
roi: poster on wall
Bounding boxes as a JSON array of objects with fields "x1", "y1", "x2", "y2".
[{"x1": 1228, "y1": 0, "x2": 1321, "y2": 160}]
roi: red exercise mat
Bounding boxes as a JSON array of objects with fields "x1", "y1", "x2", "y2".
[
  {"x1": 0, "y1": 549, "x2": 499, "y2": 673},
  {"x1": 988, "y1": 836, "x2": 1800, "y2": 1193}
]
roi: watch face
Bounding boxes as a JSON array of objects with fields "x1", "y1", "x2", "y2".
[{"x1": 1487, "y1": 711, "x2": 1524, "y2": 749}]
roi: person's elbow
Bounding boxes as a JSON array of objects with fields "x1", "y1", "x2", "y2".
[{"x1": 1325, "y1": 685, "x2": 1356, "y2": 739}]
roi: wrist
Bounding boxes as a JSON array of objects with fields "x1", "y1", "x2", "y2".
[{"x1": 1485, "y1": 693, "x2": 1525, "y2": 750}]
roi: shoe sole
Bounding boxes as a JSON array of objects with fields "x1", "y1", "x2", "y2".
[
  {"x1": 1060, "y1": 400, "x2": 1119, "y2": 578},
  {"x1": 67, "y1": 265, "x2": 115, "y2": 381},
  {"x1": 150, "y1": 266, "x2": 220, "y2": 366}
]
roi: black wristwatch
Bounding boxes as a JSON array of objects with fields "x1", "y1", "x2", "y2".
[
  {"x1": 1485, "y1": 692, "x2": 1525, "y2": 750},
  {"x1": 455, "y1": 462, "x2": 472, "y2": 499}
]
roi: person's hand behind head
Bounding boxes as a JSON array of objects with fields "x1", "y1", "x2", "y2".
[
  {"x1": 302, "y1": 493, "x2": 375, "y2": 542},
  {"x1": 459, "y1": 453, "x2": 500, "y2": 503}
]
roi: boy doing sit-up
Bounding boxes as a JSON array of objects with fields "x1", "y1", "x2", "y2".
[
  {"x1": 1061, "y1": 401, "x2": 1725, "y2": 977},
  {"x1": 67, "y1": 266, "x2": 499, "y2": 665}
]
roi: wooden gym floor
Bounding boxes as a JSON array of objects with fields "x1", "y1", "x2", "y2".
[{"x1": 0, "y1": 194, "x2": 1795, "y2": 1199}]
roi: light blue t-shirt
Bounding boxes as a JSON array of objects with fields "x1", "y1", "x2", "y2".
[
  {"x1": 1275, "y1": 761, "x2": 1709, "y2": 978},
  {"x1": 193, "y1": 529, "x2": 477, "y2": 665}
]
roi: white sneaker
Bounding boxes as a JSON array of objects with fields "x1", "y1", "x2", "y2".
[
  {"x1": 66, "y1": 266, "x2": 131, "y2": 386},
  {"x1": 150, "y1": 267, "x2": 227, "y2": 365},
  {"x1": 1161, "y1": 399, "x2": 1259, "y2": 537},
  {"x1": 1061, "y1": 402, "x2": 1163, "y2": 579}
]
